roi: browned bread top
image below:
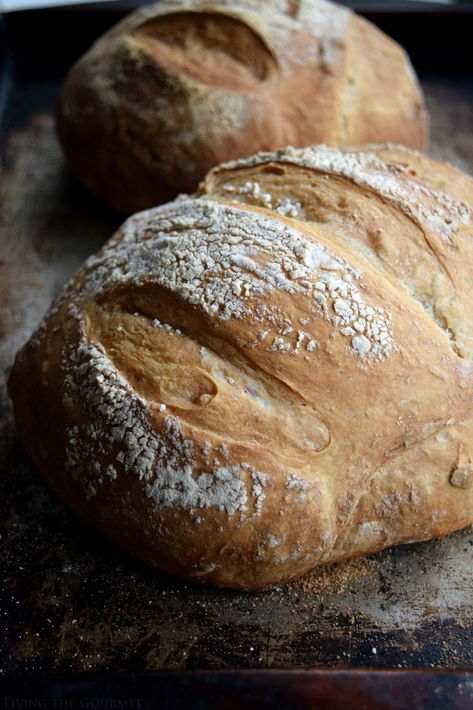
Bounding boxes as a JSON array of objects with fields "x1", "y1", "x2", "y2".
[
  {"x1": 9, "y1": 144, "x2": 472, "y2": 591},
  {"x1": 57, "y1": 0, "x2": 427, "y2": 213}
]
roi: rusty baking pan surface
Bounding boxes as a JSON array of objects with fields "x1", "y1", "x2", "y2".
[{"x1": 0, "y1": 8, "x2": 473, "y2": 679}]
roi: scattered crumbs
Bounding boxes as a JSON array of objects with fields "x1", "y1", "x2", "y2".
[
  {"x1": 222, "y1": 180, "x2": 301, "y2": 217},
  {"x1": 286, "y1": 472, "x2": 311, "y2": 502},
  {"x1": 105, "y1": 465, "x2": 117, "y2": 480},
  {"x1": 250, "y1": 469, "x2": 270, "y2": 514},
  {"x1": 294, "y1": 331, "x2": 306, "y2": 352},
  {"x1": 267, "y1": 533, "x2": 286, "y2": 549},
  {"x1": 266, "y1": 336, "x2": 291, "y2": 353},
  {"x1": 306, "y1": 339, "x2": 318, "y2": 352},
  {"x1": 152, "y1": 318, "x2": 182, "y2": 336},
  {"x1": 276, "y1": 197, "x2": 301, "y2": 218}
]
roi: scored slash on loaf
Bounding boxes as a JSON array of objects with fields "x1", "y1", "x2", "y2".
[
  {"x1": 57, "y1": 0, "x2": 427, "y2": 213},
  {"x1": 8, "y1": 145, "x2": 473, "y2": 591}
]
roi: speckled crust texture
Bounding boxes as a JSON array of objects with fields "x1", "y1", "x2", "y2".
[
  {"x1": 8, "y1": 144, "x2": 473, "y2": 591},
  {"x1": 57, "y1": 0, "x2": 427, "y2": 213}
]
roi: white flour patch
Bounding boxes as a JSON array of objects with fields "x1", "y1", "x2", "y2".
[
  {"x1": 223, "y1": 180, "x2": 301, "y2": 217},
  {"x1": 216, "y1": 145, "x2": 470, "y2": 244},
  {"x1": 70, "y1": 198, "x2": 393, "y2": 361},
  {"x1": 62, "y1": 337, "x2": 270, "y2": 518}
]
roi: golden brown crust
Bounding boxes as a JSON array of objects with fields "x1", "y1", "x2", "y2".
[
  {"x1": 57, "y1": 0, "x2": 427, "y2": 213},
  {"x1": 8, "y1": 144, "x2": 473, "y2": 591}
]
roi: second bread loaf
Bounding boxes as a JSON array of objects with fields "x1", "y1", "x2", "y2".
[
  {"x1": 8, "y1": 144, "x2": 473, "y2": 591},
  {"x1": 57, "y1": 0, "x2": 427, "y2": 212}
]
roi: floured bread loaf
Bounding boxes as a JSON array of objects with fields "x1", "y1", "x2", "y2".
[
  {"x1": 8, "y1": 144, "x2": 473, "y2": 591},
  {"x1": 57, "y1": 0, "x2": 427, "y2": 213}
]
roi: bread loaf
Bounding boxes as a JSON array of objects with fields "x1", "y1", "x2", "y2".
[
  {"x1": 57, "y1": 0, "x2": 427, "y2": 213},
  {"x1": 9, "y1": 144, "x2": 473, "y2": 591}
]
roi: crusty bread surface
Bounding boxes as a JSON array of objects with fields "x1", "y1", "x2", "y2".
[
  {"x1": 8, "y1": 144, "x2": 473, "y2": 591},
  {"x1": 57, "y1": 0, "x2": 427, "y2": 212}
]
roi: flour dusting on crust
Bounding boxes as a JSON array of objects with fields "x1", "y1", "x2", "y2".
[
  {"x1": 63, "y1": 338, "x2": 267, "y2": 517},
  {"x1": 71, "y1": 198, "x2": 393, "y2": 361},
  {"x1": 215, "y1": 145, "x2": 471, "y2": 244}
]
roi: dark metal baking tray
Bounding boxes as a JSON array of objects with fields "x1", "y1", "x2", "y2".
[{"x1": 0, "y1": 2, "x2": 472, "y2": 699}]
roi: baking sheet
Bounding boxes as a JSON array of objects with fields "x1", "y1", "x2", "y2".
[{"x1": 1, "y1": 71, "x2": 473, "y2": 675}]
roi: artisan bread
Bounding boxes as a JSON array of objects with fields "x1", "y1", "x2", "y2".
[
  {"x1": 57, "y1": 0, "x2": 427, "y2": 213},
  {"x1": 8, "y1": 144, "x2": 473, "y2": 591}
]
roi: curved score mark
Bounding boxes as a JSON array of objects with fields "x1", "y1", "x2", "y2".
[{"x1": 131, "y1": 12, "x2": 279, "y2": 91}]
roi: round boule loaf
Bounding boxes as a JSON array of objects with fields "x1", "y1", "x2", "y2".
[
  {"x1": 9, "y1": 144, "x2": 473, "y2": 591},
  {"x1": 57, "y1": 0, "x2": 427, "y2": 213}
]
